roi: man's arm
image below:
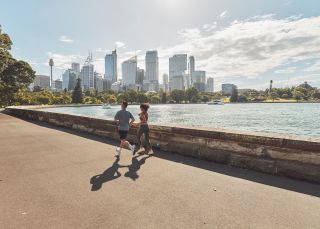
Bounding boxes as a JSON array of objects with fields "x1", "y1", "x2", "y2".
[
  {"x1": 129, "y1": 113, "x2": 135, "y2": 126},
  {"x1": 114, "y1": 112, "x2": 119, "y2": 124}
]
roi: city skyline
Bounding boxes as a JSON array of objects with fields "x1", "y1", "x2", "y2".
[{"x1": 1, "y1": 0, "x2": 320, "y2": 90}]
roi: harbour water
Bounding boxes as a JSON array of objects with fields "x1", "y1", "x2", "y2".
[{"x1": 42, "y1": 103, "x2": 320, "y2": 137}]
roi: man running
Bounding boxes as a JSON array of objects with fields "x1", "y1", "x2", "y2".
[{"x1": 114, "y1": 101, "x2": 136, "y2": 157}]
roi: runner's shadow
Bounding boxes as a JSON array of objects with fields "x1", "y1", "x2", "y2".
[
  {"x1": 124, "y1": 153, "x2": 152, "y2": 181},
  {"x1": 90, "y1": 157, "x2": 122, "y2": 191}
]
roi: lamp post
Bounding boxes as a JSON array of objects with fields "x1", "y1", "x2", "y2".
[{"x1": 49, "y1": 58, "x2": 54, "y2": 89}]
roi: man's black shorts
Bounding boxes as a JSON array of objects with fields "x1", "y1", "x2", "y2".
[{"x1": 118, "y1": 130, "x2": 128, "y2": 140}]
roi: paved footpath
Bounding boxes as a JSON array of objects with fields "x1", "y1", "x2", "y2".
[{"x1": 0, "y1": 113, "x2": 320, "y2": 229}]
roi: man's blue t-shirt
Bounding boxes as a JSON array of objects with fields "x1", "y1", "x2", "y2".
[{"x1": 114, "y1": 109, "x2": 134, "y2": 131}]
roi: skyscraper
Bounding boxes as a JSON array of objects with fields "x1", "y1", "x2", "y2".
[
  {"x1": 189, "y1": 56, "x2": 195, "y2": 75},
  {"x1": 80, "y1": 54, "x2": 94, "y2": 89},
  {"x1": 33, "y1": 75, "x2": 50, "y2": 89},
  {"x1": 62, "y1": 69, "x2": 70, "y2": 90},
  {"x1": 105, "y1": 49, "x2": 117, "y2": 82},
  {"x1": 206, "y1": 77, "x2": 214, "y2": 93},
  {"x1": 145, "y1": 50, "x2": 158, "y2": 82},
  {"x1": 222, "y1": 84, "x2": 237, "y2": 96},
  {"x1": 169, "y1": 54, "x2": 187, "y2": 91},
  {"x1": 136, "y1": 67, "x2": 145, "y2": 84},
  {"x1": 162, "y1": 73, "x2": 169, "y2": 92},
  {"x1": 122, "y1": 56, "x2": 137, "y2": 86},
  {"x1": 192, "y1": 70, "x2": 206, "y2": 92},
  {"x1": 71, "y1": 63, "x2": 80, "y2": 75}
]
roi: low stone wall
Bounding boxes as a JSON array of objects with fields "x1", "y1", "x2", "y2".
[{"x1": 5, "y1": 105, "x2": 320, "y2": 183}]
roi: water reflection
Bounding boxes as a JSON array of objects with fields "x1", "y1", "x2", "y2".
[{"x1": 41, "y1": 103, "x2": 320, "y2": 137}]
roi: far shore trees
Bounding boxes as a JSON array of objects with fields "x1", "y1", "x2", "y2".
[{"x1": 230, "y1": 87, "x2": 239, "y2": 102}]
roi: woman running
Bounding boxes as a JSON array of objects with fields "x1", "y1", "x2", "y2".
[{"x1": 137, "y1": 103, "x2": 152, "y2": 154}]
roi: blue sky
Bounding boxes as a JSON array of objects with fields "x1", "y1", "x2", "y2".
[{"x1": 1, "y1": 0, "x2": 320, "y2": 90}]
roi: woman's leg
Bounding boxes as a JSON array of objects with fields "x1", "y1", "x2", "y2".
[
  {"x1": 144, "y1": 126, "x2": 152, "y2": 150},
  {"x1": 137, "y1": 126, "x2": 143, "y2": 147}
]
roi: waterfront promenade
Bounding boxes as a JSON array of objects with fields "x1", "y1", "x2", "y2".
[{"x1": 1, "y1": 112, "x2": 320, "y2": 229}]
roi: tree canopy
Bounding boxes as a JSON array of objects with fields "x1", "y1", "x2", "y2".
[{"x1": 0, "y1": 26, "x2": 35, "y2": 106}]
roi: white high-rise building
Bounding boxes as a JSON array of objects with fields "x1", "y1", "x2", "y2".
[
  {"x1": 192, "y1": 70, "x2": 206, "y2": 83},
  {"x1": 189, "y1": 56, "x2": 195, "y2": 74},
  {"x1": 122, "y1": 56, "x2": 137, "y2": 87},
  {"x1": 34, "y1": 75, "x2": 50, "y2": 89},
  {"x1": 136, "y1": 67, "x2": 145, "y2": 85},
  {"x1": 71, "y1": 63, "x2": 80, "y2": 75},
  {"x1": 145, "y1": 50, "x2": 158, "y2": 82},
  {"x1": 105, "y1": 49, "x2": 117, "y2": 82},
  {"x1": 62, "y1": 69, "x2": 71, "y2": 90},
  {"x1": 162, "y1": 73, "x2": 169, "y2": 92},
  {"x1": 169, "y1": 54, "x2": 187, "y2": 91},
  {"x1": 206, "y1": 77, "x2": 214, "y2": 93},
  {"x1": 171, "y1": 75, "x2": 184, "y2": 90},
  {"x1": 80, "y1": 54, "x2": 94, "y2": 89}
]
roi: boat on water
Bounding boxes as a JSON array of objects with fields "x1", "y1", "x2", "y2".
[
  {"x1": 207, "y1": 100, "x2": 224, "y2": 105},
  {"x1": 102, "y1": 103, "x2": 112, "y2": 109}
]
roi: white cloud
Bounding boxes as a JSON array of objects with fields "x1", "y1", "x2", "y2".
[
  {"x1": 274, "y1": 67, "x2": 297, "y2": 74},
  {"x1": 115, "y1": 41, "x2": 126, "y2": 49},
  {"x1": 95, "y1": 48, "x2": 109, "y2": 53},
  {"x1": 59, "y1": 35, "x2": 74, "y2": 43},
  {"x1": 219, "y1": 10, "x2": 228, "y2": 19},
  {"x1": 156, "y1": 15, "x2": 320, "y2": 82},
  {"x1": 305, "y1": 60, "x2": 320, "y2": 72},
  {"x1": 46, "y1": 52, "x2": 83, "y2": 70}
]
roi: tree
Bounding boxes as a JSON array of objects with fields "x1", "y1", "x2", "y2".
[
  {"x1": 269, "y1": 91, "x2": 279, "y2": 101},
  {"x1": 312, "y1": 90, "x2": 320, "y2": 100},
  {"x1": 137, "y1": 92, "x2": 149, "y2": 103},
  {"x1": 238, "y1": 95, "x2": 248, "y2": 103},
  {"x1": 201, "y1": 95, "x2": 210, "y2": 103},
  {"x1": 185, "y1": 87, "x2": 199, "y2": 103},
  {"x1": 105, "y1": 94, "x2": 117, "y2": 104},
  {"x1": 72, "y1": 78, "x2": 83, "y2": 103},
  {"x1": 170, "y1": 90, "x2": 185, "y2": 103},
  {"x1": 229, "y1": 87, "x2": 238, "y2": 102},
  {"x1": 151, "y1": 95, "x2": 160, "y2": 104},
  {"x1": 0, "y1": 26, "x2": 35, "y2": 106},
  {"x1": 161, "y1": 92, "x2": 167, "y2": 104},
  {"x1": 293, "y1": 89, "x2": 303, "y2": 101},
  {"x1": 126, "y1": 90, "x2": 138, "y2": 103}
]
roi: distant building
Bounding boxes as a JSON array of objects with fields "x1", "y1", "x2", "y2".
[
  {"x1": 62, "y1": 69, "x2": 77, "y2": 91},
  {"x1": 162, "y1": 73, "x2": 169, "y2": 92},
  {"x1": 80, "y1": 54, "x2": 94, "y2": 89},
  {"x1": 193, "y1": 82, "x2": 206, "y2": 92},
  {"x1": 68, "y1": 72, "x2": 77, "y2": 91},
  {"x1": 136, "y1": 67, "x2": 145, "y2": 85},
  {"x1": 171, "y1": 75, "x2": 184, "y2": 90},
  {"x1": 169, "y1": 54, "x2": 187, "y2": 91},
  {"x1": 192, "y1": 70, "x2": 206, "y2": 84},
  {"x1": 103, "y1": 79, "x2": 112, "y2": 91},
  {"x1": 71, "y1": 63, "x2": 80, "y2": 75},
  {"x1": 122, "y1": 56, "x2": 137, "y2": 87},
  {"x1": 105, "y1": 49, "x2": 117, "y2": 83},
  {"x1": 34, "y1": 75, "x2": 50, "y2": 89},
  {"x1": 142, "y1": 80, "x2": 159, "y2": 92},
  {"x1": 206, "y1": 77, "x2": 214, "y2": 93},
  {"x1": 95, "y1": 76, "x2": 104, "y2": 92},
  {"x1": 53, "y1": 79, "x2": 63, "y2": 91},
  {"x1": 145, "y1": 50, "x2": 159, "y2": 82},
  {"x1": 189, "y1": 56, "x2": 195, "y2": 80},
  {"x1": 222, "y1": 83, "x2": 237, "y2": 96},
  {"x1": 111, "y1": 81, "x2": 122, "y2": 92}
]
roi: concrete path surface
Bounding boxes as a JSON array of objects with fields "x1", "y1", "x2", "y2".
[{"x1": 0, "y1": 113, "x2": 320, "y2": 229}]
